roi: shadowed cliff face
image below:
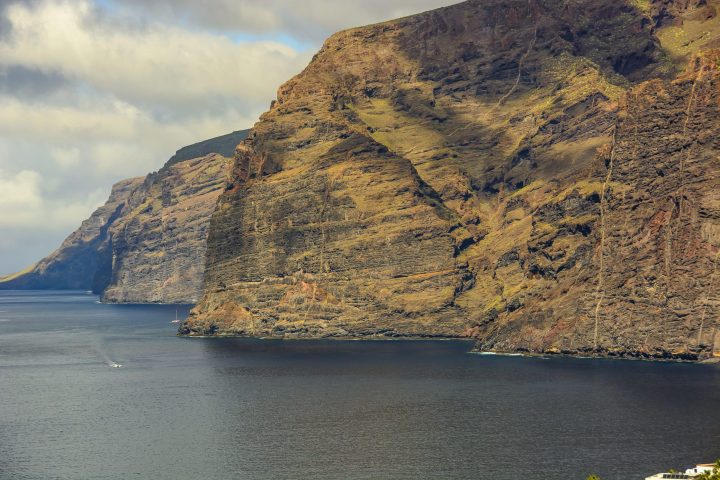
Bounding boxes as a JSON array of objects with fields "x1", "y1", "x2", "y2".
[
  {"x1": 0, "y1": 131, "x2": 249, "y2": 303},
  {"x1": 185, "y1": 0, "x2": 720, "y2": 360}
]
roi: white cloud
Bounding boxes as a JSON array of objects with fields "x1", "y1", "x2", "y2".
[
  {"x1": 51, "y1": 147, "x2": 80, "y2": 168},
  {"x1": 0, "y1": 169, "x2": 43, "y2": 227},
  {"x1": 0, "y1": 168, "x2": 106, "y2": 229},
  {"x1": 0, "y1": 0, "x2": 310, "y2": 109},
  {"x1": 0, "y1": 94, "x2": 257, "y2": 176},
  {"x1": 109, "y1": 0, "x2": 463, "y2": 43},
  {"x1": 0, "y1": 97, "x2": 140, "y2": 142}
]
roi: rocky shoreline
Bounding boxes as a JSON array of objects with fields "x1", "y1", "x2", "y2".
[{"x1": 177, "y1": 324, "x2": 720, "y2": 363}]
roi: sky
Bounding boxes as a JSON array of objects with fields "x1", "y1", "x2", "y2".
[{"x1": 0, "y1": 0, "x2": 460, "y2": 275}]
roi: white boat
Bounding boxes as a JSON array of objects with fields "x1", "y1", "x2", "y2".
[
  {"x1": 110, "y1": 362, "x2": 122, "y2": 368},
  {"x1": 170, "y1": 308, "x2": 181, "y2": 324}
]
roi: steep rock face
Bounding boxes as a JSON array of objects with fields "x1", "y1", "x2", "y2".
[
  {"x1": 0, "y1": 131, "x2": 248, "y2": 302},
  {"x1": 472, "y1": 54, "x2": 720, "y2": 359},
  {"x1": 186, "y1": 0, "x2": 720, "y2": 359},
  {"x1": 101, "y1": 155, "x2": 232, "y2": 303}
]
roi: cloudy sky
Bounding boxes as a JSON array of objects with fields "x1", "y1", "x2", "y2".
[{"x1": 0, "y1": 0, "x2": 459, "y2": 275}]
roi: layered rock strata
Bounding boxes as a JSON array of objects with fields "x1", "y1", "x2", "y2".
[{"x1": 184, "y1": 0, "x2": 720, "y2": 360}]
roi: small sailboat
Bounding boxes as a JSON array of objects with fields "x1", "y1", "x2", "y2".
[{"x1": 170, "y1": 308, "x2": 181, "y2": 324}]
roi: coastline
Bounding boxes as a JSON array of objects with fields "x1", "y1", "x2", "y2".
[{"x1": 176, "y1": 329, "x2": 719, "y2": 364}]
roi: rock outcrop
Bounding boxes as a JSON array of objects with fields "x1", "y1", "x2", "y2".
[
  {"x1": 184, "y1": 0, "x2": 720, "y2": 360},
  {"x1": 0, "y1": 131, "x2": 248, "y2": 303}
]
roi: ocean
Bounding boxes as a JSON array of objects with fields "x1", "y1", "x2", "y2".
[{"x1": 0, "y1": 291, "x2": 718, "y2": 480}]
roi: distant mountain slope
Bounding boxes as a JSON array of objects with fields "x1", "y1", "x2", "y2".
[
  {"x1": 0, "y1": 177, "x2": 143, "y2": 291},
  {"x1": 183, "y1": 0, "x2": 720, "y2": 360},
  {"x1": 0, "y1": 131, "x2": 248, "y2": 303},
  {"x1": 100, "y1": 154, "x2": 233, "y2": 303},
  {"x1": 164, "y1": 130, "x2": 248, "y2": 169}
]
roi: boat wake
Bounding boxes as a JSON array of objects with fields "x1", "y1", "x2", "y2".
[
  {"x1": 474, "y1": 351, "x2": 525, "y2": 357},
  {"x1": 94, "y1": 341, "x2": 123, "y2": 368}
]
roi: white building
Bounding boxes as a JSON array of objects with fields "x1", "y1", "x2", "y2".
[
  {"x1": 645, "y1": 464, "x2": 716, "y2": 480},
  {"x1": 685, "y1": 465, "x2": 716, "y2": 476}
]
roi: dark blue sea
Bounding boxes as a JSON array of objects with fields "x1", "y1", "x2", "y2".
[{"x1": 0, "y1": 291, "x2": 718, "y2": 480}]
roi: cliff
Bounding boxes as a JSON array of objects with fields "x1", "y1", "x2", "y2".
[
  {"x1": 184, "y1": 0, "x2": 720, "y2": 360},
  {"x1": 0, "y1": 131, "x2": 248, "y2": 303},
  {"x1": 100, "y1": 154, "x2": 233, "y2": 303}
]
